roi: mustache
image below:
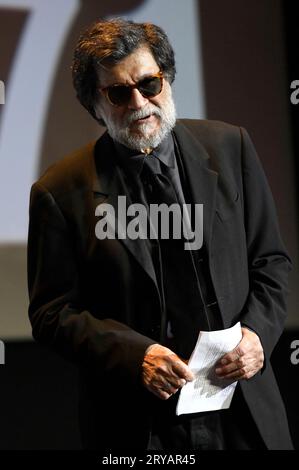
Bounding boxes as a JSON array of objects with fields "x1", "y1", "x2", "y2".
[{"x1": 125, "y1": 106, "x2": 162, "y2": 125}]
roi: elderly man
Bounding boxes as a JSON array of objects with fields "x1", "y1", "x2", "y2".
[{"x1": 27, "y1": 18, "x2": 293, "y2": 450}]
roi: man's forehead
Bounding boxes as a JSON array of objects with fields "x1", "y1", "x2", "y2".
[{"x1": 97, "y1": 46, "x2": 159, "y2": 87}]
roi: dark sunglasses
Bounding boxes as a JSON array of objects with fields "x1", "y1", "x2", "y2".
[{"x1": 100, "y1": 71, "x2": 163, "y2": 107}]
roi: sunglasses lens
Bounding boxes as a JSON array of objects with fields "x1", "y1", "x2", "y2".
[
  {"x1": 105, "y1": 74, "x2": 163, "y2": 106},
  {"x1": 107, "y1": 86, "x2": 131, "y2": 106},
  {"x1": 138, "y1": 76, "x2": 162, "y2": 97}
]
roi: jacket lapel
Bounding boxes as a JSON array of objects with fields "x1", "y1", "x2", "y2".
[
  {"x1": 173, "y1": 121, "x2": 218, "y2": 252},
  {"x1": 92, "y1": 133, "x2": 158, "y2": 288}
]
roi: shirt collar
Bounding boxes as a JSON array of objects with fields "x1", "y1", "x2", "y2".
[{"x1": 113, "y1": 132, "x2": 175, "y2": 177}]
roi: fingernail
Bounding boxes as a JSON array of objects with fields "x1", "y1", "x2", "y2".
[{"x1": 221, "y1": 359, "x2": 228, "y2": 365}]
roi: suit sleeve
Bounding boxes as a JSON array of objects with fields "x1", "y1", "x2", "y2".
[
  {"x1": 27, "y1": 182, "x2": 155, "y2": 381},
  {"x1": 239, "y1": 127, "x2": 292, "y2": 362}
]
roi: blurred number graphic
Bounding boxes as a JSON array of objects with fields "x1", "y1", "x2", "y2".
[{"x1": 0, "y1": 0, "x2": 79, "y2": 242}]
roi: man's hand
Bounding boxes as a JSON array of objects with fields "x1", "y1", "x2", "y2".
[
  {"x1": 215, "y1": 327, "x2": 264, "y2": 380},
  {"x1": 142, "y1": 344, "x2": 194, "y2": 400}
]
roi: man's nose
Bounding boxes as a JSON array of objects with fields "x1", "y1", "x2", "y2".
[{"x1": 127, "y1": 88, "x2": 149, "y2": 110}]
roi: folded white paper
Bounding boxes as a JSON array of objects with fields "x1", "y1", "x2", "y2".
[{"x1": 176, "y1": 322, "x2": 242, "y2": 415}]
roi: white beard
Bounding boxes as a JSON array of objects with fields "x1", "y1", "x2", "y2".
[{"x1": 98, "y1": 89, "x2": 176, "y2": 151}]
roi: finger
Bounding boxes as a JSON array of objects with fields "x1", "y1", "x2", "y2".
[
  {"x1": 216, "y1": 357, "x2": 260, "y2": 380},
  {"x1": 218, "y1": 366, "x2": 246, "y2": 380},
  {"x1": 162, "y1": 380, "x2": 178, "y2": 395},
  {"x1": 166, "y1": 377, "x2": 187, "y2": 389},
  {"x1": 164, "y1": 376, "x2": 188, "y2": 392},
  {"x1": 215, "y1": 364, "x2": 237, "y2": 377},
  {"x1": 216, "y1": 352, "x2": 260, "y2": 376},
  {"x1": 171, "y1": 360, "x2": 194, "y2": 381},
  {"x1": 215, "y1": 356, "x2": 246, "y2": 376},
  {"x1": 217, "y1": 349, "x2": 244, "y2": 368},
  {"x1": 218, "y1": 366, "x2": 258, "y2": 381},
  {"x1": 155, "y1": 388, "x2": 173, "y2": 400},
  {"x1": 156, "y1": 381, "x2": 177, "y2": 400},
  {"x1": 149, "y1": 373, "x2": 187, "y2": 397},
  {"x1": 149, "y1": 375, "x2": 180, "y2": 395},
  {"x1": 145, "y1": 378, "x2": 172, "y2": 399},
  {"x1": 179, "y1": 378, "x2": 187, "y2": 387}
]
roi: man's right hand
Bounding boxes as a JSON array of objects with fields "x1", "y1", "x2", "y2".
[{"x1": 141, "y1": 343, "x2": 195, "y2": 400}]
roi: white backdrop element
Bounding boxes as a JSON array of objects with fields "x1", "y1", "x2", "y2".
[{"x1": 0, "y1": 0, "x2": 80, "y2": 242}]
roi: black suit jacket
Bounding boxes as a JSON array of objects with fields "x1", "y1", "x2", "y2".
[{"x1": 27, "y1": 119, "x2": 293, "y2": 449}]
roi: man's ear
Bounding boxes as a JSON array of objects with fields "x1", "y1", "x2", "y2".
[
  {"x1": 96, "y1": 116, "x2": 106, "y2": 127},
  {"x1": 93, "y1": 104, "x2": 106, "y2": 127}
]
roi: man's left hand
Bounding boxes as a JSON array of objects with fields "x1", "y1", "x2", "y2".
[{"x1": 215, "y1": 327, "x2": 264, "y2": 380}]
